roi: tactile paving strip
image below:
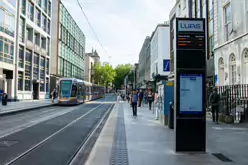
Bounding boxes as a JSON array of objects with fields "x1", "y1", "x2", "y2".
[{"x1": 109, "y1": 104, "x2": 129, "y2": 165}]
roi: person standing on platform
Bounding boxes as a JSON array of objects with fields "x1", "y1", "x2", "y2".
[
  {"x1": 209, "y1": 87, "x2": 220, "y2": 124},
  {"x1": 138, "y1": 90, "x2": 144, "y2": 107},
  {"x1": 148, "y1": 90, "x2": 153, "y2": 110},
  {"x1": 130, "y1": 90, "x2": 138, "y2": 116}
]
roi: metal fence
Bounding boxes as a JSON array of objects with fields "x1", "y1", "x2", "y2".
[{"x1": 207, "y1": 84, "x2": 248, "y2": 122}]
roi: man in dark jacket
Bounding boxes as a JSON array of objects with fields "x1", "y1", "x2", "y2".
[
  {"x1": 130, "y1": 90, "x2": 138, "y2": 116},
  {"x1": 138, "y1": 90, "x2": 144, "y2": 107},
  {"x1": 210, "y1": 87, "x2": 220, "y2": 124}
]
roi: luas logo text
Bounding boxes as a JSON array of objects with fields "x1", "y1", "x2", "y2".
[{"x1": 180, "y1": 23, "x2": 201, "y2": 29}]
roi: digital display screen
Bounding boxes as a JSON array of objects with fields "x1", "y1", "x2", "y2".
[
  {"x1": 176, "y1": 34, "x2": 205, "y2": 50},
  {"x1": 179, "y1": 74, "x2": 203, "y2": 114}
]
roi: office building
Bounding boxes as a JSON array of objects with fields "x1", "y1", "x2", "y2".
[
  {"x1": 50, "y1": 0, "x2": 85, "y2": 90},
  {"x1": 150, "y1": 23, "x2": 170, "y2": 80},
  {"x1": 0, "y1": 0, "x2": 16, "y2": 100},
  {"x1": 214, "y1": 0, "x2": 248, "y2": 85},
  {"x1": 84, "y1": 49, "x2": 100, "y2": 83},
  {"x1": 169, "y1": 0, "x2": 215, "y2": 83},
  {"x1": 13, "y1": 0, "x2": 52, "y2": 100},
  {"x1": 138, "y1": 36, "x2": 150, "y2": 88}
]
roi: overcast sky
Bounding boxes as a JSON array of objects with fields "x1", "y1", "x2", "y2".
[{"x1": 62, "y1": 0, "x2": 176, "y2": 67}]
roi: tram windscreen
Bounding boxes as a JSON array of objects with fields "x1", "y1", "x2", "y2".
[{"x1": 60, "y1": 80, "x2": 72, "y2": 97}]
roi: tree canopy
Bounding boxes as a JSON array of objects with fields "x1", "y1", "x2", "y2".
[
  {"x1": 92, "y1": 62, "x2": 116, "y2": 86},
  {"x1": 113, "y1": 64, "x2": 133, "y2": 89}
]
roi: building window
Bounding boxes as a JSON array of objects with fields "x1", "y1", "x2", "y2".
[
  {"x1": 224, "y1": 3, "x2": 231, "y2": 41},
  {"x1": 41, "y1": 37, "x2": 46, "y2": 49},
  {"x1": 35, "y1": 8, "x2": 41, "y2": 27},
  {"x1": 21, "y1": 0, "x2": 26, "y2": 15},
  {"x1": 48, "y1": 1, "x2": 51, "y2": 17},
  {"x1": 229, "y1": 54, "x2": 236, "y2": 85},
  {"x1": 42, "y1": 0, "x2": 47, "y2": 13},
  {"x1": 46, "y1": 78, "x2": 49, "y2": 92},
  {"x1": 27, "y1": 1, "x2": 34, "y2": 21},
  {"x1": 1, "y1": 39, "x2": 14, "y2": 64},
  {"x1": 40, "y1": 56, "x2": 45, "y2": 91},
  {"x1": 36, "y1": 0, "x2": 41, "y2": 7},
  {"x1": 18, "y1": 72, "x2": 24, "y2": 91},
  {"x1": 19, "y1": 18, "x2": 25, "y2": 42},
  {"x1": 41, "y1": 14, "x2": 46, "y2": 32},
  {"x1": 46, "y1": 58, "x2": 49, "y2": 75},
  {"x1": 19, "y1": 46, "x2": 24, "y2": 68},
  {"x1": 47, "y1": 20, "x2": 50, "y2": 34},
  {"x1": 34, "y1": 33, "x2": 40, "y2": 45},
  {"x1": 26, "y1": 28, "x2": 33, "y2": 41},
  {"x1": 33, "y1": 53, "x2": 39, "y2": 80},
  {"x1": 47, "y1": 37, "x2": 50, "y2": 56},
  {"x1": 25, "y1": 49, "x2": 32, "y2": 91}
]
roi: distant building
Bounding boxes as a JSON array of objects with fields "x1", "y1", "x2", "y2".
[
  {"x1": 169, "y1": 0, "x2": 215, "y2": 83},
  {"x1": 0, "y1": 0, "x2": 16, "y2": 100},
  {"x1": 150, "y1": 23, "x2": 170, "y2": 81},
  {"x1": 134, "y1": 63, "x2": 139, "y2": 89},
  {"x1": 14, "y1": 0, "x2": 52, "y2": 100},
  {"x1": 85, "y1": 48, "x2": 100, "y2": 65},
  {"x1": 138, "y1": 36, "x2": 150, "y2": 88},
  {"x1": 214, "y1": 0, "x2": 248, "y2": 85},
  {"x1": 50, "y1": 0, "x2": 85, "y2": 91},
  {"x1": 84, "y1": 49, "x2": 100, "y2": 83}
]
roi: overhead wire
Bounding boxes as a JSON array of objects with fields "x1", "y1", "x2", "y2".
[{"x1": 76, "y1": 0, "x2": 110, "y2": 59}]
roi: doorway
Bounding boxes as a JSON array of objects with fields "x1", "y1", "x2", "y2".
[{"x1": 33, "y1": 83, "x2": 39, "y2": 100}]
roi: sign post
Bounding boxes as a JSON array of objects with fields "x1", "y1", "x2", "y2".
[{"x1": 174, "y1": 18, "x2": 206, "y2": 152}]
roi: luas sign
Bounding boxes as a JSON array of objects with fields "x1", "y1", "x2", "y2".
[{"x1": 178, "y1": 20, "x2": 204, "y2": 32}]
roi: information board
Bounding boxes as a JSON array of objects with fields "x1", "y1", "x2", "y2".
[
  {"x1": 177, "y1": 34, "x2": 205, "y2": 50},
  {"x1": 179, "y1": 74, "x2": 203, "y2": 114}
]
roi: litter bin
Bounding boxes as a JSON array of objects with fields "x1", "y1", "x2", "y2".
[
  {"x1": 168, "y1": 101, "x2": 174, "y2": 129},
  {"x1": 2, "y1": 93, "x2": 8, "y2": 106}
]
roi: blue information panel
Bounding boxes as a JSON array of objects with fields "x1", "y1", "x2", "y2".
[{"x1": 179, "y1": 74, "x2": 203, "y2": 114}]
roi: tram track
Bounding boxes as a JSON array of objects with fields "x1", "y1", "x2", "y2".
[{"x1": 0, "y1": 102, "x2": 114, "y2": 165}]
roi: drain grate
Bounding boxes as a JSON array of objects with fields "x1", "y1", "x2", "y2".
[
  {"x1": 212, "y1": 153, "x2": 233, "y2": 162},
  {"x1": 0, "y1": 141, "x2": 18, "y2": 147},
  {"x1": 109, "y1": 104, "x2": 129, "y2": 165}
]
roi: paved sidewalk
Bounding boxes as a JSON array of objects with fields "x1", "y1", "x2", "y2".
[
  {"x1": 0, "y1": 99, "x2": 57, "y2": 116},
  {"x1": 85, "y1": 101, "x2": 248, "y2": 165}
]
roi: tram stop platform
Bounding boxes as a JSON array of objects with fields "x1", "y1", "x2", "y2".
[{"x1": 85, "y1": 101, "x2": 248, "y2": 165}]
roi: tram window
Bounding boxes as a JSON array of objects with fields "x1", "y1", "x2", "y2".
[{"x1": 71, "y1": 84, "x2": 77, "y2": 97}]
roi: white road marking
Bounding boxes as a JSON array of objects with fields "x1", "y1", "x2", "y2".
[{"x1": 5, "y1": 104, "x2": 103, "y2": 165}]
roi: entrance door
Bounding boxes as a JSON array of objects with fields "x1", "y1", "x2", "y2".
[{"x1": 33, "y1": 83, "x2": 39, "y2": 100}]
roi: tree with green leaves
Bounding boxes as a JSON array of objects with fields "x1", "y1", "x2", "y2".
[
  {"x1": 113, "y1": 64, "x2": 133, "y2": 89},
  {"x1": 92, "y1": 62, "x2": 116, "y2": 88}
]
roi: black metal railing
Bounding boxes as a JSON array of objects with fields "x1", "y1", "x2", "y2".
[{"x1": 207, "y1": 84, "x2": 248, "y2": 122}]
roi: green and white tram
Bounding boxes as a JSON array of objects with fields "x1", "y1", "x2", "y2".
[{"x1": 57, "y1": 78, "x2": 104, "y2": 105}]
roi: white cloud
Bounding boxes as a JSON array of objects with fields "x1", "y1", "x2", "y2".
[{"x1": 62, "y1": 0, "x2": 175, "y2": 67}]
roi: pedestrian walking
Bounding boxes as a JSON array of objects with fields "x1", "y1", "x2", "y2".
[
  {"x1": 209, "y1": 87, "x2": 220, "y2": 124},
  {"x1": 154, "y1": 91, "x2": 159, "y2": 120},
  {"x1": 130, "y1": 90, "x2": 138, "y2": 116},
  {"x1": 51, "y1": 89, "x2": 56, "y2": 103},
  {"x1": 138, "y1": 90, "x2": 144, "y2": 107},
  {"x1": 148, "y1": 91, "x2": 153, "y2": 110}
]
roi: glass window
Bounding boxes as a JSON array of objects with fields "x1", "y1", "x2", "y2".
[
  {"x1": 42, "y1": 0, "x2": 47, "y2": 13},
  {"x1": 224, "y1": 3, "x2": 231, "y2": 41},
  {"x1": 21, "y1": 0, "x2": 26, "y2": 15},
  {"x1": 35, "y1": 8, "x2": 41, "y2": 27},
  {"x1": 41, "y1": 14, "x2": 46, "y2": 31},
  {"x1": 59, "y1": 80, "x2": 72, "y2": 97},
  {"x1": 36, "y1": 0, "x2": 41, "y2": 7},
  {"x1": 47, "y1": 37, "x2": 50, "y2": 55},
  {"x1": 33, "y1": 53, "x2": 39, "y2": 80},
  {"x1": 27, "y1": 1, "x2": 34, "y2": 21},
  {"x1": 18, "y1": 72, "x2": 24, "y2": 91},
  {"x1": 71, "y1": 84, "x2": 77, "y2": 97},
  {"x1": 0, "y1": 39, "x2": 3, "y2": 52},
  {"x1": 4, "y1": 42, "x2": 9, "y2": 54},
  {"x1": 48, "y1": 1, "x2": 51, "y2": 16},
  {"x1": 19, "y1": 18, "x2": 24, "y2": 42},
  {"x1": 48, "y1": 20, "x2": 50, "y2": 34},
  {"x1": 25, "y1": 49, "x2": 32, "y2": 91},
  {"x1": 19, "y1": 46, "x2": 24, "y2": 68},
  {"x1": 46, "y1": 58, "x2": 49, "y2": 75}
]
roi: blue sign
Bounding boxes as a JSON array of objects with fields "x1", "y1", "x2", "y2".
[{"x1": 163, "y1": 60, "x2": 170, "y2": 72}]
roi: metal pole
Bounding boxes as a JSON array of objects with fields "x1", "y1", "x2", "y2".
[
  {"x1": 206, "y1": 0, "x2": 210, "y2": 60},
  {"x1": 195, "y1": 0, "x2": 197, "y2": 18},
  {"x1": 189, "y1": 0, "x2": 192, "y2": 18},
  {"x1": 14, "y1": 0, "x2": 20, "y2": 101},
  {"x1": 200, "y1": 0, "x2": 203, "y2": 18}
]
